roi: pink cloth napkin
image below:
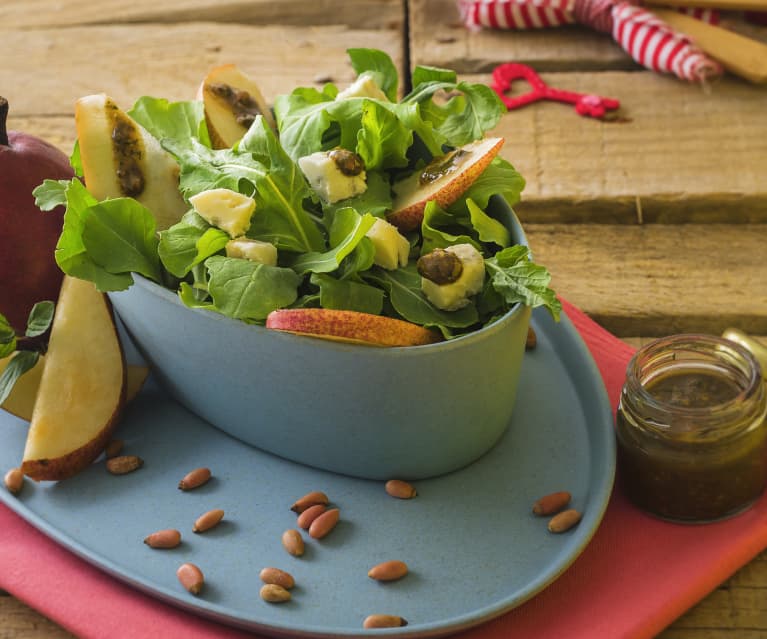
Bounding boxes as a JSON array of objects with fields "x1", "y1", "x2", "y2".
[{"x1": 2, "y1": 299, "x2": 767, "y2": 638}]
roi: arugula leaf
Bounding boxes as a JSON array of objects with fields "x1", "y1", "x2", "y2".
[
  {"x1": 33, "y1": 179, "x2": 69, "y2": 211},
  {"x1": 290, "y1": 209, "x2": 375, "y2": 276},
  {"x1": 357, "y1": 100, "x2": 412, "y2": 171},
  {"x1": 421, "y1": 201, "x2": 480, "y2": 256},
  {"x1": 25, "y1": 301, "x2": 55, "y2": 338},
  {"x1": 347, "y1": 48, "x2": 399, "y2": 101},
  {"x1": 80, "y1": 199, "x2": 162, "y2": 282},
  {"x1": 205, "y1": 256, "x2": 301, "y2": 321},
  {"x1": 411, "y1": 65, "x2": 457, "y2": 88},
  {"x1": 485, "y1": 245, "x2": 561, "y2": 320},
  {"x1": 449, "y1": 157, "x2": 525, "y2": 212},
  {"x1": 466, "y1": 198, "x2": 510, "y2": 248},
  {"x1": 54, "y1": 179, "x2": 133, "y2": 292},
  {"x1": 129, "y1": 97, "x2": 211, "y2": 150},
  {"x1": 159, "y1": 219, "x2": 229, "y2": 278},
  {"x1": 0, "y1": 350, "x2": 39, "y2": 406},
  {"x1": 178, "y1": 281, "x2": 216, "y2": 311},
  {"x1": 402, "y1": 80, "x2": 504, "y2": 146},
  {"x1": 0, "y1": 314, "x2": 16, "y2": 358},
  {"x1": 365, "y1": 265, "x2": 478, "y2": 329},
  {"x1": 310, "y1": 273, "x2": 384, "y2": 314},
  {"x1": 237, "y1": 117, "x2": 326, "y2": 253}
]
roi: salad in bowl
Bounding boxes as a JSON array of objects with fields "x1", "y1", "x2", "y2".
[{"x1": 33, "y1": 49, "x2": 561, "y2": 478}]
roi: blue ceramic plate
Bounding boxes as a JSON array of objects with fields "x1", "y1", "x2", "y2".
[{"x1": 0, "y1": 307, "x2": 615, "y2": 638}]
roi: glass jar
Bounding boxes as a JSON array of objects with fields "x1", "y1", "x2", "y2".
[{"x1": 616, "y1": 334, "x2": 767, "y2": 523}]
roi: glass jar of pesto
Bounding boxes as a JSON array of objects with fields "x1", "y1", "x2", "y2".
[{"x1": 616, "y1": 334, "x2": 767, "y2": 523}]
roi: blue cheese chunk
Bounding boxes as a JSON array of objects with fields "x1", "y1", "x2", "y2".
[
  {"x1": 335, "y1": 72, "x2": 389, "y2": 101},
  {"x1": 189, "y1": 188, "x2": 255, "y2": 239},
  {"x1": 421, "y1": 244, "x2": 485, "y2": 311},
  {"x1": 298, "y1": 151, "x2": 367, "y2": 203},
  {"x1": 225, "y1": 238, "x2": 278, "y2": 266},
  {"x1": 365, "y1": 218, "x2": 410, "y2": 270}
]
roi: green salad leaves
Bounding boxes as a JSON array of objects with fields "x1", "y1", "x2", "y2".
[{"x1": 33, "y1": 48, "x2": 560, "y2": 339}]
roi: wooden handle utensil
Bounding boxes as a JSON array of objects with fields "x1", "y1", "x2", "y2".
[{"x1": 651, "y1": 9, "x2": 767, "y2": 83}]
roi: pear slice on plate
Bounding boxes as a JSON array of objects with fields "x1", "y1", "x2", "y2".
[
  {"x1": 21, "y1": 276, "x2": 126, "y2": 481},
  {"x1": 197, "y1": 64, "x2": 275, "y2": 149},
  {"x1": 387, "y1": 137, "x2": 504, "y2": 232},
  {"x1": 1, "y1": 355, "x2": 148, "y2": 422},
  {"x1": 266, "y1": 308, "x2": 442, "y2": 347},
  {"x1": 75, "y1": 93, "x2": 188, "y2": 230}
]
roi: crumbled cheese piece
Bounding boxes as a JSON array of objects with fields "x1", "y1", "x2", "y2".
[
  {"x1": 298, "y1": 152, "x2": 367, "y2": 203},
  {"x1": 335, "y1": 72, "x2": 389, "y2": 101},
  {"x1": 189, "y1": 188, "x2": 256, "y2": 238},
  {"x1": 365, "y1": 218, "x2": 410, "y2": 270},
  {"x1": 421, "y1": 244, "x2": 485, "y2": 311},
  {"x1": 225, "y1": 238, "x2": 278, "y2": 266}
]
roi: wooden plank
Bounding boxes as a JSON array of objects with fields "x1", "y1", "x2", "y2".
[
  {"x1": 5, "y1": 0, "x2": 404, "y2": 30},
  {"x1": 0, "y1": 23, "x2": 404, "y2": 119},
  {"x1": 524, "y1": 223, "x2": 767, "y2": 337},
  {"x1": 409, "y1": 0, "x2": 767, "y2": 74},
  {"x1": 409, "y1": 0, "x2": 633, "y2": 73},
  {"x1": 472, "y1": 71, "x2": 767, "y2": 223},
  {"x1": 0, "y1": 593, "x2": 73, "y2": 638}
]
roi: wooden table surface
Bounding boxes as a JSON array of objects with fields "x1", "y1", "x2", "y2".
[{"x1": 1, "y1": 1, "x2": 766, "y2": 637}]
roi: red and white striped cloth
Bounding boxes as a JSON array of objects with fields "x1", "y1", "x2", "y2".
[{"x1": 458, "y1": 0, "x2": 723, "y2": 81}]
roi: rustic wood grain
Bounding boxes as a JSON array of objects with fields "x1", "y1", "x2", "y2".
[
  {"x1": 0, "y1": 23, "x2": 403, "y2": 120},
  {"x1": 525, "y1": 223, "x2": 767, "y2": 336},
  {"x1": 4, "y1": 0, "x2": 404, "y2": 29},
  {"x1": 479, "y1": 71, "x2": 767, "y2": 224},
  {"x1": 0, "y1": 592, "x2": 73, "y2": 639},
  {"x1": 409, "y1": 0, "x2": 631, "y2": 72}
]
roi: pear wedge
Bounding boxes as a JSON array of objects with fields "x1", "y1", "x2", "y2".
[
  {"x1": 21, "y1": 276, "x2": 126, "y2": 481},
  {"x1": 1, "y1": 355, "x2": 148, "y2": 422},
  {"x1": 266, "y1": 309, "x2": 442, "y2": 347},
  {"x1": 198, "y1": 64, "x2": 275, "y2": 149},
  {"x1": 387, "y1": 137, "x2": 504, "y2": 232},
  {"x1": 75, "y1": 94, "x2": 187, "y2": 230}
]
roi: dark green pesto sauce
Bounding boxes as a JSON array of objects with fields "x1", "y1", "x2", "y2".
[
  {"x1": 328, "y1": 148, "x2": 365, "y2": 176},
  {"x1": 107, "y1": 100, "x2": 145, "y2": 198},
  {"x1": 419, "y1": 149, "x2": 469, "y2": 185},
  {"x1": 205, "y1": 82, "x2": 262, "y2": 128}
]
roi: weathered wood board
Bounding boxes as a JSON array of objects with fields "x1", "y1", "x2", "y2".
[
  {"x1": 525, "y1": 223, "x2": 767, "y2": 336},
  {"x1": 5, "y1": 0, "x2": 405, "y2": 29}
]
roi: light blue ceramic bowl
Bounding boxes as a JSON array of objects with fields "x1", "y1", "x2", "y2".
[{"x1": 108, "y1": 200, "x2": 532, "y2": 480}]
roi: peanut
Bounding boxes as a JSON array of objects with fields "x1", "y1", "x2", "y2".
[
  {"x1": 308, "y1": 507, "x2": 340, "y2": 539},
  {"x1": 296, "y1": 503, "x2": 326, "y2": 529},
  {"x1": 363, "y1": 614, "x2": 407, "y2": 629},
  {"x1": 532, "y1": 491, "x2": 571, "y2": 516},
  {"x1": 259, "y1": 567, "x2": 295, "y2": 590},
  {"x1": 106, "y1": 455, "x2": 143, "y2": 475},
  {"x1": 368, "y1": 560, "x2": 408, "y2": 582},
  {"x1": 193, "y1": 508, "x2": 225, "y2": 533},
  {"x1": 385, "y1": 479, "x2": 417, "y2": 499},
  {"x1": 282, "y1": 529, "x2": 305, "y2": 556},
  {"x1": 548, "y1": 508, "x2": 582, "y2": 533},
  {"x1": 104, "y1": 439, "x2": 124, "y2": 459},
  {"x1": 176, "y1": 562, "x2": 204, "y2": 595},
  {"x1": 144, "y1": 529, "x2": 182, "y2": 549},
  {"x1": 526, "y1": 326, "x2": 537, "y2": 350},
  {"x1": 290, "y1": 490, "x2": 329, "y2": 513},
  {"x1": 4, "y1": 468, "x2": 23, "y2": 495},
  {"x1": 260, "y1": 583, "x2": 291, "y2": 603},
  {"x1": 178, "y1": 467, "x2": 211, "y2": 491}
]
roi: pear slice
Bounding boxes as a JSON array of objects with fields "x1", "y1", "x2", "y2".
[
  {"x1": 265, "y1": 309, "x2": 442, "y2": 347},
  {"x1": 386, "y1": 137, "x2": 505, "y2": 232},
  {"x1": 75, "y1": 94, "x2": 187, "y2": 230},
  {"x1": 197, "y1": 64, "x2": 275, "y2": 149},
  {"x1": 1, "y1": 355, "x2": 148, "y2": 422},
  {"x1": 20, "y1": 276, "x2": 126, "y2": 481}
]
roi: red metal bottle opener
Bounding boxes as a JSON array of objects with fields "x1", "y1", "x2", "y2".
[{"x1": 491, "y1": 63, "x2": 621, "y2": 120}]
